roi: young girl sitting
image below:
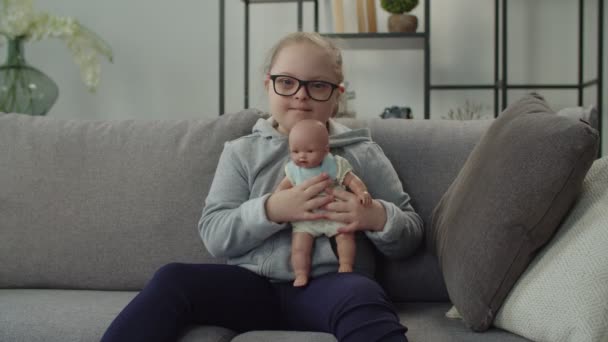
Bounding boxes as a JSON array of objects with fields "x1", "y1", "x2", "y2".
[{"x1": 101, "y1": 32, "x2": 423, "y2": 342}]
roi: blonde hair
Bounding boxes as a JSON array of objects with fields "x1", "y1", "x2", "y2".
[{"x1": 263, "y1": 32, "x2": 344, "y2": 84}]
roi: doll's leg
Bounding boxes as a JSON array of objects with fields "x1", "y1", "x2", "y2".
[
  {"x1": 291, "y1": 232, "x2": 314, "y2": 287},
  {"x1": 335, "y1": 232, "x2": 355, "y2": 273}
]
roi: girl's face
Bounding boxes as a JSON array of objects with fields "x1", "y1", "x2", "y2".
[{"x1": 265, "y1": 43, "x2": 341, "y2": 135}]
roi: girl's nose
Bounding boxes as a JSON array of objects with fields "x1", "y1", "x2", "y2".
[{"x1": 294, "y1": 85, "x2": 309, "y2": 100}]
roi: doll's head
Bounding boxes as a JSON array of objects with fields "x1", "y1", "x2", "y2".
[{"x1": 288, "y1": 119, "x2": 330, "y2": 168}]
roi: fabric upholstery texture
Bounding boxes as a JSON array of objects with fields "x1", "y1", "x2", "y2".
[
  {"x1": 0, "y1": 289, "x2": 235, "y2": 342},
  {"x1": 493, "y1": 157, "x2": 608, "y2": 342},
  {"x1": 216, "y1": 302, "x2": 533, "y2": 342},
  {"x1": 0, "y1": 110, "x2": 261, "y2": 290},
  {"x1": 428, "y1": 93, "x2": 599, "y2": 331},
  {"x1": 231, "y1": 331, "x2": 337, "y2": 342},
  {"x1": 396, "y1": 303, "x2": 530, "y2": 342},
  {"x1": 0, "y1": 289, "x2": 134, "y2": 342},
  {"x1": 557, "y1": 105, "x2": 599, "y2": 131}
]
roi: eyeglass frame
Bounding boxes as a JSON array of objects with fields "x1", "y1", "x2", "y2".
[{"x1": 267, "y1": 74, "x2": 344, "y2": 102}]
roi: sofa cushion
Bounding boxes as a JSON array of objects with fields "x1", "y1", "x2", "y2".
[
  {"x1": 0, "y1": 289, "x2": 236, "y2": 342},
  {"x1": 557, "y1": 105, "x2": 599, "y2": 130},
  {"x1": 396, "y1": 302, "x2": 531, "y2": 342},
  {"x1": 231, "y1": 331, "x2": 336, "y2": 342},
  {"x1": 0, "y1": 289, "x2": 135, "y2": 342},
  {"x1": 0, "y1": 110, "x2": 261, "y2": 290},
  {"x1": 229, "y1": 302, "x2": 533, "y2": 342},
  {"x1": 493, "y1": 157, "x2": 608, "y2": 342},
  {"x1": 428, "y1": 93, "x2": 599, "y2": 331}
]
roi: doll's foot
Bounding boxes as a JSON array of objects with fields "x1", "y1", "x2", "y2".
[
  {"x1": 293, "y1": 275, "x2": 309, "y2": 287},
  {"x1": 338, "y1": 265, "x2": 353, "y2": 273}
]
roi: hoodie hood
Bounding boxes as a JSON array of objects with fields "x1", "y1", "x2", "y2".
[{"x1": 252, "y1": 117, "x2": 371, "y2": 148}]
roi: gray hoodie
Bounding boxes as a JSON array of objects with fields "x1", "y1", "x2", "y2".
[{"x1": 199, "y1": 117, "x2": 423, "y2": 282}]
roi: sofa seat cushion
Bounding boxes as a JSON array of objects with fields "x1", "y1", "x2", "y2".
[
  {"x1": 228, "y1": 302, "x2": 531, "y2": 342},
  {"x1": 0, "y1": 289, "x2": 236, "y2": 342},
  {"x1": 396, "y1": 302, "x2": 531, "y2": 342},
  {"x1": 231, "y1": 331, "x2": 336, "y2": 342}
]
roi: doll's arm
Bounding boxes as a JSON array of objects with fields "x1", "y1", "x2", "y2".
[
  {"x1": 275, "y1": 176, "x2": 294, "y2": 192},
  {"x1": 343, "y1": 172, "x2": 372, "y2": 207}
]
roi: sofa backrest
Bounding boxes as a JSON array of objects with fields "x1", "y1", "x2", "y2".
[
  {"x1": 341, "y1": 118, "x2": 492, "y2": 301},
  {"x1": 1, "y1": 107, "x2": 593, "y2": 300},
  {"x1": 0, "y1": 111, "x2": 260, "y2": 290}
]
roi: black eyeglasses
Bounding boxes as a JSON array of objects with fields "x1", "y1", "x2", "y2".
[{"x1": 269, "y1": 74, "x2": 340, "y2": 102}]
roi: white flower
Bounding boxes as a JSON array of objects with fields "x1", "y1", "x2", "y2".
[{"x1": 0, "y1": 0, "x2": 113, "y2": 91}]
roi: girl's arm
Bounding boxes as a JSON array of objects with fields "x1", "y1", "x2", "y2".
[{"x1": 198, "y1": 142, "x2": 287, "y2": 258}]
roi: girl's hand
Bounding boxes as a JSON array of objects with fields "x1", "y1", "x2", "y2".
[
  {"x1": 323, "y1": 188, "x2": 387, "y2": 234},
  {"x1": 265, "y1": 173, "x2": 335, "y2": 224}
]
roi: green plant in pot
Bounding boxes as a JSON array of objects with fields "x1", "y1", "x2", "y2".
[{"x1": 381, "y1": 0, "x2": 419, "y2": 33}]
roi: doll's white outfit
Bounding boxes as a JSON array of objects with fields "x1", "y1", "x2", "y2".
[{"x1": 285, "y1": 154, "x2": 352, "y2": 237}]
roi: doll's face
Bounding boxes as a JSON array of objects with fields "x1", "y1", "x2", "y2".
[{"x1": 288, "y1": 120, "x2": 329, "y2": 168}]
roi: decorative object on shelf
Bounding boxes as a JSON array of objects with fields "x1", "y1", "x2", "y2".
[
  {"x1": 0, "y1": 0, "x2": 112, "y2": 116},
  {"x1": 443, "y1": 100, "x2": 490, "y2": 120},
  {"x1": 332, "y1": 0, "x2": 345, "y2": 33},
  {"x1": 356, "y1": 0, "x2": 366, "y2": 33},
  {"x1": 381, "y1": 0, "x2": 419, "y2": 33},
  {"x1": 366, "y1": 0, "x2": 377, "y2": 33},
  {"x1": 380, "y1": 105, "x2": 413, "y2": 119},
  {"x1": 356, "y1": 0, "x2": 378, "y2": 33}
]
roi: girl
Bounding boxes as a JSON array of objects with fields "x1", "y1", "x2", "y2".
[{"x1": 101, "y1": 32, "x2": 423, "y2": 342}]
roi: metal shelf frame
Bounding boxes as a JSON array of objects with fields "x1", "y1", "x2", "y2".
[{"x1": 219, "y1": 0, "x2": 603, "y2": 152}]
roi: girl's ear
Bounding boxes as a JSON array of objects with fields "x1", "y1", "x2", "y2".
[
  {"x1": 338, "y1": 84, "x2": 345, "y2": 93},
  {"x1": 264, "y1": 74, "x2": 270, "y2": 90},
  {"x1": 331, "y1": 92, "x2": 342, "y2": 118}
]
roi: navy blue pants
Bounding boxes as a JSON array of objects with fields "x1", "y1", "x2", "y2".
[{"x1": 101, "y1": 263, "x2": 407, "y2": 342}]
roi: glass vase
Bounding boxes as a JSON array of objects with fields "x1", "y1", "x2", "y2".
[{"x1": 0, "y1": 36, "x2": 59, "y2": 116}]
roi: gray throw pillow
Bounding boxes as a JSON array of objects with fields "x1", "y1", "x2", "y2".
[{"x1": 427, "y1": 93, "x2": 599, "y2": 331}]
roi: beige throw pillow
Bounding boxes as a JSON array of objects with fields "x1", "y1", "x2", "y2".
[{"x1": 493, "y1": 157, "x2": 608, "y2": 342}]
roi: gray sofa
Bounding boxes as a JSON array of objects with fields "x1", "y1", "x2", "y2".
[{"x1": 0, "y1": 107, "x2": 597, "y2": 342}]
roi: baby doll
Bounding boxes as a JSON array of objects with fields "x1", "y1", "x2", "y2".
[{"x1": 275, "y1": 119, "x2": 372, "y2": 287}]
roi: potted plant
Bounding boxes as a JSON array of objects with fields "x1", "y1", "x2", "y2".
[{"x1": 380, "y1": 0, "x2": 419, "y2": 33}]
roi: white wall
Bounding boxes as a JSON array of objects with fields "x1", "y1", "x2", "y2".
[{"x1": 5, "y1": 0, "x2": 607, "y2": 153}]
